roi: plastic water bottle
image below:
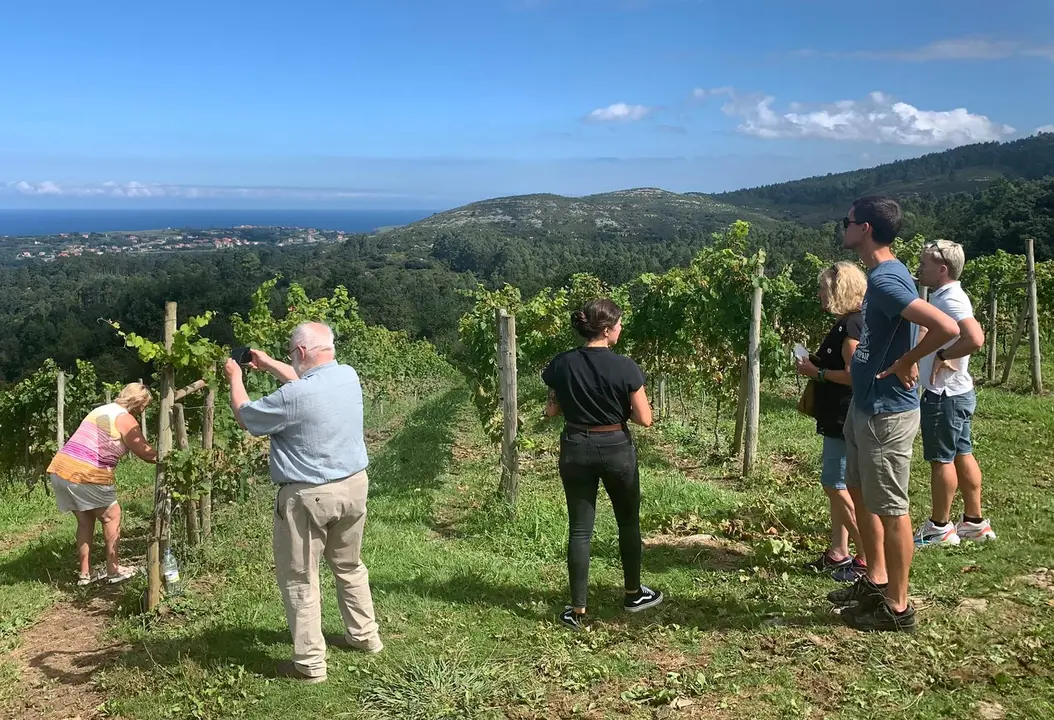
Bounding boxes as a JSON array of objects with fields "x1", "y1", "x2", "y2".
[{"x1": 162, "y1": 549, "x2": 184, "y2": 597}]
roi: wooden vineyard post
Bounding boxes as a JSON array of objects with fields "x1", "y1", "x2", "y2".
[
  {"x1": 138, "y1": 378, "x2": 148, "y2": 443},
  {"x1": 173, "y1": 402, "x2": 200, "y2": 548},
  {"x1": 201, "y1": 370, "x2": 215, "y2": 539},
  {"x1": 742, "y1": 254, "x2": 764, "y2": 476},
  {"x1": 1000, "y1": 300, "x2": 1030, "y2": 386},
  {"x1": 732, "y1": 356, "x2": 749, "y2": 457},
  {"x1": 1026, "y1": 238, "x2": 1044, "y2": 394},
  {"x1": 104, "y1": 388, "x2": 112, "y2": 404},
  {"x1": 496, "y1": 309, "x2": 520, "y2": 505},
  {"x1": 147, "y1": 302, "x2": 176, "y2": 611},
  {"x1": 56, "y1": 370, "x2": 66, "y2": 450},
  {"x1": 986, "y1": 289, "x2": 998, "y2": 383},
  {"x1": 658, "y1": 377, "x2": 668, "y2": 421}
]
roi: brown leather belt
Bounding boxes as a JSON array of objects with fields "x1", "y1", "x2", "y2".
[{"x1": 565, "y1": 422, "x2": 625, "y2": 433}]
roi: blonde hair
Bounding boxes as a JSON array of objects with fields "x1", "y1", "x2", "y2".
[
  {"x1": 923, "y1": 239, "x2": 965, "y2": 280},
  {"x1": 818, "y1": 261, "x2": 867, "y2": 316},
  {"x1": 115, "y1": 383, "x2": 152, "y2": 414}
]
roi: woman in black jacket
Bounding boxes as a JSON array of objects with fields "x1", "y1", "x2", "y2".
[{"x1": 542, "y1": 299, "x2": 663, "y2": 631}]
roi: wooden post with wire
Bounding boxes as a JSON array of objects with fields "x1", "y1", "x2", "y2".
[
  {"x1": 1026, "y1": 238, "x2": 1044, "y2": 394},
  {"x1": 496, "y1": 309, "x2": 519, "y2": 505},
  {"x1": 201, "y1": 368, "x2": 215, "y2": 539},
  {"x1": 146, "y1": 302, "x2": 176, "y2": 611},
  {"x1": 742, "y1": 253, "x2": 764, "y2": 476},
  {"x1": 138, "y1": 378, "x2": 148, "y2": 443},
  {"x1": 56, "y1": 371, "x2": 66, "y2": 451},
  {"x1": 985, "y1": 289, "x2": 998, "y2": 383},
  {"x1": 173, "y1": 403, "x2": 199, "y2": 548},
  {"x1": 1001, "y1": 298, "x2": 1030, "y2": 386},
  {"x1": 733, "y1": 356, "x2": 749, "y2": 458}
]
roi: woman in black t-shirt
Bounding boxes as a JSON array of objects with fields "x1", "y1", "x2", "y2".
[
  {"x1": 541, "y1": 299, "x2": 663, "y2": 631},
  {"x1": 794, "y1": 261, "x2": 868, "y2": 581}
]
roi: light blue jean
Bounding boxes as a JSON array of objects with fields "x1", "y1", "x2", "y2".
[{"x1": 820, "y1": 436, "x2": 848, "y2": 490}]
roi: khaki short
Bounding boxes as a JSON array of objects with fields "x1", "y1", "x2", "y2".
[{"x1": 843, "y1": 404, "x2": 920, "y2": 517}]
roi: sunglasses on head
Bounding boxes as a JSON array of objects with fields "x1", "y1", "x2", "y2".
[{"x1": 842, "y1": 217, "x2": 866, "y2": 230}]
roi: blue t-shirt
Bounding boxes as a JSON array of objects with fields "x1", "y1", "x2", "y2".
[{"x1": 850, "y1": 259, "x2": 920, "y2": 416}]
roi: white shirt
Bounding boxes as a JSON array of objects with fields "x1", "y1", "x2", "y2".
[{"x1": 919, "y1": 281, "x2": 975, "y2": 396}]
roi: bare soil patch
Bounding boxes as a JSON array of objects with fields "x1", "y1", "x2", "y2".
[{"x1": 3, "y1": 592, "x2": 126, "y2": 720}]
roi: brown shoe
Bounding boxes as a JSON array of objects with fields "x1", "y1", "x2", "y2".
[
  {"x1": 276, "y1": 660, "x2": 327, "y2": 683},
  {"x1": 330, "y1": 634, "x2": 383, "y2": 654}
]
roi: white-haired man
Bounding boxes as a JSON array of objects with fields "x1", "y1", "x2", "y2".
[
  {"x1": 914, "y1": 240, "x2": 995, "y2": 547},
  {"x1": 225, "y1": 321, "x2": 381, "y2": 684}
]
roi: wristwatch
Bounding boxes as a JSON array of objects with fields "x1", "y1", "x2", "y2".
[
  {"x1": 936, "y1": 349, "x2": 947, "y2": 361},
  {"x1": 817, "y1": 368, "x2": 827, "y2": 383}
]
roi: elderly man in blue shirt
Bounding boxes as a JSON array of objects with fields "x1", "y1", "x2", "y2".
[{"x1": 224, "y1": 321, "x2": 382, "y2": 684}]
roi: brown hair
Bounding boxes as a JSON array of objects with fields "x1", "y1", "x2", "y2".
[{"x1": 571, "y1": 299, "x2": 622, "y2": 340}]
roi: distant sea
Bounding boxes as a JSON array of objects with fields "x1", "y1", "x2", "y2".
[{"x1": 0, "y1": 209, "x2": 438, "y2": 237}]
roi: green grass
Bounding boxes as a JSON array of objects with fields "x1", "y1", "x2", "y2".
[{"x1": 3, "y1": 361, "x2": 1054, "y2": 719}]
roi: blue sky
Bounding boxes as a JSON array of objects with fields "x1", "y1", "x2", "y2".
[{"x1": 0, "y1": 0, "x2": 1049, "y2": 209}]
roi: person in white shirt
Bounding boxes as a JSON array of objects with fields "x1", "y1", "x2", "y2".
[{"x1": 914, "y1": 239, "x2": 996, "y2": 547}]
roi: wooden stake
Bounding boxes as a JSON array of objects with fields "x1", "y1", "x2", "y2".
[
  {"x1": 201, "y1": 371, "x2": 215, "y2": 539},
  {"x1": 742, "y1": 254, "x2": 764, "y2": 476},
  {"x1": 496, "y1": 309, "x2": 519, "y2": 505},
  {"x1": 138, "y1": 378, "x2": 148, "y2": 443},
  {"x1": 1001, "y1": 300, "x2": 1029, "y2": 386},
  {"x1": 985, "y1": 289, "x2": 998, "y2": 383},
  {"x1": 1026, "y1": 238, "x2": 1044, "y2": 394},
  {"x1": 733, "y1": 356, "x2": 749, "y2": 457},
  {"x1": 174, "y1": 403, "x2": 199, "y2": 548},
  {"x1": 56, "y1": 371, "x2": 66, "y2": 450},
  {"x1": 147, "y1": 302, "x2": 176, "y2": 611}
]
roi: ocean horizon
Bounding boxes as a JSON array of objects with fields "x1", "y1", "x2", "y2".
[{"x1": 0, "y1": 208, "x2": 439, "y2": 237}]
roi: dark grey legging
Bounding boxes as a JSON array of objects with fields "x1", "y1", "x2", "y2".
[{"x1": 559, "y1": 428, "x2": 642, "y2": 609}]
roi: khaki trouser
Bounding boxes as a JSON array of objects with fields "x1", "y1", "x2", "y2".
[{"x1": 273, "y1": 470, "x2": 378, "y2": 677}]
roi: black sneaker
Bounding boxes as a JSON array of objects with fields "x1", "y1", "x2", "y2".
[
  {"x1": 827, "y1": 576, "x2": 885, "y2": 611},
  {"x1": 624, "y1": 585, "x2": 664, "y2": 613},
  {"x1": 803, "y1": 551, "x2": 852, "y2": 575},
  {"x1": 843, "y1": 601, "x2": 917, "y2": 633},
  {"x1": 559, "y1": 607, "x2": 587, "y2": 631}
]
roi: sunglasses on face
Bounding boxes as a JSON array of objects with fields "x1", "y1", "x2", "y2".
[{"x1": 842, "y1": 217, "x2": 866, "y2": 230}]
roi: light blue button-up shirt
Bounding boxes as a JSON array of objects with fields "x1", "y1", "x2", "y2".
[{"x1": 239, "y1": 361, "x2": 369, "y2": 485}]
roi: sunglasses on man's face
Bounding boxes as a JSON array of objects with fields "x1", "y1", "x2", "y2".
[{"x1": 842, "y1": 217, "x2": 866, "y2": 230}]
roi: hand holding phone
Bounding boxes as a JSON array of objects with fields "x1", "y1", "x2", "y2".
[{"x1": 231, "y1": 346, "x2": 253, "y2": 367}]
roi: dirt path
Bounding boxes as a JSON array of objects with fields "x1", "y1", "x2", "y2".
[{"x1": 3, "y1": 590, "x2": 127, "y2": 720}]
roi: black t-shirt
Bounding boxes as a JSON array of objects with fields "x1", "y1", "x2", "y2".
[
  {"x1": 814, "y1": 312, "x2": 863, "y2": 438},
  {"x1": 541, "y1": 347, "x2": 646, "y2": 426}
]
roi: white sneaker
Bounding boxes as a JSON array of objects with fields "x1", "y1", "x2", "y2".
[
  {"x1": 956, "y1": 518, "x2": 997, "y2": 543},
  {"x1": 914, "y1": 520, "x2": 961, "y2": 548}
]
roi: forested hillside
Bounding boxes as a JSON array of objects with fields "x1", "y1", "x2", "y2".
[
  {"x1": 716, "y1": 133, "x2": 1054, "y2": 224},
  {"x1": 2, "y1": 135, "x2": 1053, "y2": 385}
]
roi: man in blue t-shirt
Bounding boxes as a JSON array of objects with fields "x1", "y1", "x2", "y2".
[{"x1": 827, "y1": 196, "x2": 959, "y2": 633}]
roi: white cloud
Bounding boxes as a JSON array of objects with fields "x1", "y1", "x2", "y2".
[
  {"x1": 797, "y1": 37, "x2": 1054, "y2": 62},
  {"x1": 712, "y1": 89, "x2": 1016, "y2": 147},
  {"x1": 1, "y1": 181, "x2": 408, "y2": 200},
  {"x1": 1037, "y1": 125, "x2": 1054, "y2": 134},
  {"x1": 585, "y1": 102, "x2": 654, "y2": 123},
  {"x1": 1024, "y1": 45, "x2": 1054, "y2": 61}
]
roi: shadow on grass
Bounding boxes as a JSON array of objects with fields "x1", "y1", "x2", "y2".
[
  {"x1": 373, "y1": 571, "x2": 833, "y2": 631},
  {"x1": 0, "y1": 517, "x2": 151, "y2": 587},
  {"x1": 367, "y1": 386, "x2": 466, "y2": 502}
]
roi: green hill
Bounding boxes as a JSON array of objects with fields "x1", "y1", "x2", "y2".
[
  {"x1": 713, "y1": 133, "x2": 1054, "y2": 225},
  {"x1": 403, "y1": 187, "x2": 778, "y2": 240}
]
